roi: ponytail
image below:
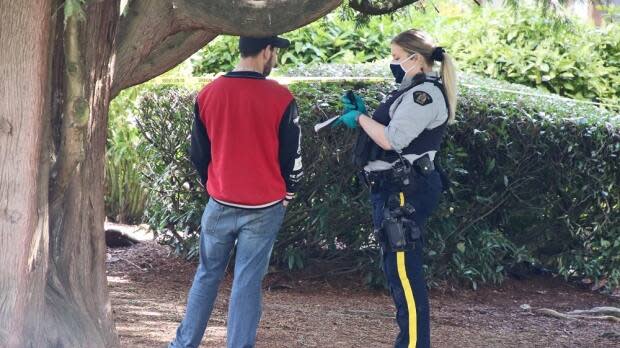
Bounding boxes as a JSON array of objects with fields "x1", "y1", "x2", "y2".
[{"x1": 439, "y1": 53, "x2": 458, "y2": 124}]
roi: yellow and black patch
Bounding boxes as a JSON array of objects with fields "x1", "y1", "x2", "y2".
[{"x1": 413, "y1": 91, "x2": 432, "y2": 106}]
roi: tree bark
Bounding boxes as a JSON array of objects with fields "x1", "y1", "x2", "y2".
[
  {"x1": 42, "y1": 0, "x2": 121, "y2": 346},
  {"x1": 112, "y1": 0, "x2": 342, "y2": 95},
  {"x1": 1, "y1": 0, "x2": 343, "y2": 347},
  {"x1": 0, "y1": 1, "x2": 52, "y2": 347},
  {"x1": 348, "y1": 0, "x2": 420, "y2": 15},
  {"x1": 2, "y1": 0, "x2": 120, "y2": 346}
]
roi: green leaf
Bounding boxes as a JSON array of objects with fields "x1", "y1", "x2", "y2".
[
  {"x1": 485, "y1": 158, "x2": 496, "y2": 175},
  {"x1": 64, "y1": 0, "x2": 86, "y2": 23}
]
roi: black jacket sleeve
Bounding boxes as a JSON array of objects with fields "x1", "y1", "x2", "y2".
[
  {"x1": 278, "y1": 100, "x2": 303, "y2": 200},
  {"x1": 189, "y1": 102, "x2": 211, "y2": 187}
]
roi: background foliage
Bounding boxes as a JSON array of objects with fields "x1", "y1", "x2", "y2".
[
  {"x1": 440, "y1": 5, "x2": 620, "y2": 108},
  {"x1": 190, "y1": 15, "x2": 404, "y2": 76},
  {"x1": 192, "y1": 3, "x2": 619, "y2": 110},
  {"x1": 105, "y1": 87, "x2": 149, "y2": 223}
]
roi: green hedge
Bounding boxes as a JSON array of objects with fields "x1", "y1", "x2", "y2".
[{"x1": 136, "y1": 74, "x2": 619, "y2": 289}]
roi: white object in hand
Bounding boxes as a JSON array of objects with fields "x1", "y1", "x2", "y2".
[{"x1": 313, "y1": 116, "x2": 340, "y2": 133}]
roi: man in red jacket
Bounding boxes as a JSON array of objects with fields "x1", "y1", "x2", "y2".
[{"x1": 169, "y1": 36, "x2": 302, "y2": 348}]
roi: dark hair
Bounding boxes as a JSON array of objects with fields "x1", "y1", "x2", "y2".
[{"x1": 240, "y1": 44, "x2": 274, "y2": 58}]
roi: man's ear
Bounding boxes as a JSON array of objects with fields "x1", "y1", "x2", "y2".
[{"x1": 263, "y1": 45, "x2": 273, "y2": 60}]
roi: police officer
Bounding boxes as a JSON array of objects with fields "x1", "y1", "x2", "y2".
[{"x1": 333, "y1": 29, "x2": 458, "y2": 348}]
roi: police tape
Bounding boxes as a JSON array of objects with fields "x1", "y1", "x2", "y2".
[
  {"x1": 146, "y1": 76, "x2": 388, "y2": 86},
  {"x1": 145, "y1": 76, "x2": 619, "y2": 110}
]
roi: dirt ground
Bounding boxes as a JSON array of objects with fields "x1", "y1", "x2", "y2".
[{"x1": 107, "y1": 241, "x2": 620, "y2": 348}]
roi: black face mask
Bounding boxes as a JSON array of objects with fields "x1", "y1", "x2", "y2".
[
  {"x1": 390, "y1": 53, "x2": 416, "y2": 84},
  {"x1": 390, "y1": 63, "x2": 406, "y2": 84}
]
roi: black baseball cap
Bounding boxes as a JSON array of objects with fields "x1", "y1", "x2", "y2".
[{"x1": 239, "y1": 36, "x2": 290, "y2": 56}]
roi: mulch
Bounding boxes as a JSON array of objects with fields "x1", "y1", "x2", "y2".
[{"x1": 107, "y1": 241, "x2": 620, "y2": 348}]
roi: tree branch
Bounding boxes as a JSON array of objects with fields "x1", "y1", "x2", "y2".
[
  {"x1": 112, "y1": 28, "x2": 216, "y2": 97},
  {"x1": 112, "y1": 1, "x2": 203, "y2": 96},
  {"x1": 112, "y1": 0, "x2": 342, "y2": 95},
  {"x1": 349, "y1": 0, "x2": 420, "y2": 15},
  {"x1": 173, "y1": 0, "x2": 343, "y2": 36}
]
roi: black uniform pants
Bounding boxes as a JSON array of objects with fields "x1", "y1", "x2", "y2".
[{"x1": 370, "y1": 170, "x2": 442, "y2": 348}]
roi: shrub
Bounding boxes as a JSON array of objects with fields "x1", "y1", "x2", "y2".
[
  {"x1": 133, "y1": 86, "x2": 206, "y2": 259},
  {"x1": 135, "y1": 74, "x2": 619, "y2": 289},
  {"x1": 105, "y1": 88, "x2": 149, "y2": 223},
  {"x1": 434, "y1": 76, "x2": 619, "y2": 289},
  {"x1": 439, "y1": 6, "x2": 620, "y2": 108}
]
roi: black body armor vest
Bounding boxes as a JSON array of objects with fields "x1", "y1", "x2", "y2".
[{"x1": 352, "y1": 73, "x2": 450, "y2": 168}]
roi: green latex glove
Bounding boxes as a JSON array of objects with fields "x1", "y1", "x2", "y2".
[
  {"x1": 341, "y1": 95, "x2": 357, "y2": 114},
  {"x1": 332, "y1": 110, "x2": 362, "y2": 129},
  {"x1": 340, "y1": 92, "x2": 367, "y2": 114}
]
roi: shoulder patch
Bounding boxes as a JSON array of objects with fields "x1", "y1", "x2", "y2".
[{"x1": 413, "y1": 91, "x2": 433, "y2": 106}]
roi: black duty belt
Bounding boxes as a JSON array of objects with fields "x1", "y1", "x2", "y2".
[{"x1": 362, "y1": 155, "x2": 435, "y2": 188}]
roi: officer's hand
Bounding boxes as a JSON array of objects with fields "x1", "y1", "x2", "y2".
[
  {"x1": 341, "y1": 94, "x2": 357, "y2": 114},
  {"x1": 340, "y1": 92, "x2": 367, "y2": 114},
  {"x1": 332, "y1": 110, "x2": 362, "y2": 129}
]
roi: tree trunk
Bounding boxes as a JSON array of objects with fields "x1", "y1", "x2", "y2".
[
  {"x1": 1, "y1": 1, "x2": 120, "y2": 346},
  {"x1": 0, "y1": 1, "x2": 52, "y2": 347},
  {"x1": 42, "y1": 0, "x2": 121, "y2": 346}
]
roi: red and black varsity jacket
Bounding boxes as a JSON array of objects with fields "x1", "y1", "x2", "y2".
[{"x1": 190, "y1": 71, "x2": 303, "y2": 208}]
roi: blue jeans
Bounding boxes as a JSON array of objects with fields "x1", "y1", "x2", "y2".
[{"x1": 170, "y1": 199, "x2": 286, "y2": 348}]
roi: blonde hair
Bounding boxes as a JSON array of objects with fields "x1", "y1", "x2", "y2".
[{"x1": 392, "y1": 29, "x2": 458, "y2": 124}]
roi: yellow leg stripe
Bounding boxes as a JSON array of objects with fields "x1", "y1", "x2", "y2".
[
  {"x1": 399, "y1": 192, "x2": 405, "y2": 207},
  {"x1": 397, "y1": 251, "x2": 417, "y2": 348}
]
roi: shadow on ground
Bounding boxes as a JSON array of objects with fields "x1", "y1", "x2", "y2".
[{"x1": 107, "y1": 241, "x2": 620, "y2": 348}]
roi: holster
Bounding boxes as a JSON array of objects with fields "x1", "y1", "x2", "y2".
[
  {"x1": 380, "y1": 206, "x2": 422, "y2": 252},
  {"x1": 382, "y1": 216, "x2": 408, "y2": 250}
]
